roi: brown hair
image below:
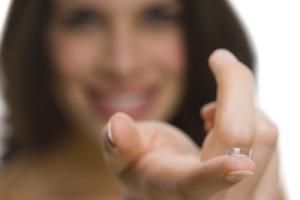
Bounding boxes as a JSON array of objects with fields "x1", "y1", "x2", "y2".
[{"x1": 0, "y1": 0, "x2": 255, "y2": 161}]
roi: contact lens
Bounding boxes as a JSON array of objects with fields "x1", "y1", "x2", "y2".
[{"x1": 225, "y1": 147, "x2": 253, "y2": 158}]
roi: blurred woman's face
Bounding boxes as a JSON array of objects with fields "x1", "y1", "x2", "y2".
[{"x1": 47, "y1": 0, "x2": 187, "y2": 134}]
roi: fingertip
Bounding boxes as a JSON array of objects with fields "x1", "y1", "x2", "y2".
[
  {"x1": 223, "y1": 156, "x2": 255, "y2": 184},
  {"x1": 218, "y1": 156, "x2": 256, "y2": 185},
  {"x1": 189, "y1": 155, "x2": 255, "y2": 191},
  {"x1": 223, "y1": 156, "x2": 256, "y2": 173},
  {"x1": 109, "y1": 112, "x2": 142, "y2": 156},
  {"x1": 200, "y1": 102, "x2": 216, "y2": 118},
  {"x1": 223, "y1": 170, "x2": 254, "y2": 184},
  {"x1": 199, "y1": 104, "x2": 209, "y2": 118},
  {"x1": 110, "y1": 112, "x2": 135, "y2": 126},
  {"x1": 102, "y1": 113, "x2": 142, "y2": 175},
  {"x1": 209, "y1": 49, "x2": 238, "y2": 63},
  {"x1": 208, "y1": 49, "x2": 238, "y2": 71},
  {"x1": 109, "y1": 112, "x2": 136, "y2": 143},
  {"x1": 201, "y1": 155, "x2": 255, "y2": 179}
]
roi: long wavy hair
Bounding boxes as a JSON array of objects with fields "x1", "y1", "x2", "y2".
[{"x1": 0, "y1": 0, "x2": 255, "y2": 162}]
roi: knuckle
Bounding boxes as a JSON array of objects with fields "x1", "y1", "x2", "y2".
[
  {"x1": 218, "y1": 124, "x2": 253, "y2": 147},
  {"x1": 256, "y1": 121, "x2": 278, "y2": 148}
]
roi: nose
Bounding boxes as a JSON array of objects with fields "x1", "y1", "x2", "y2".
[{"x1": 107, "y1": 23, "x2": 139, "y2": 79}]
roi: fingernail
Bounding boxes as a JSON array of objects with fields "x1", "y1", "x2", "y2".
[
  {"x1": 224, "y1": 170, "x2": 254, "y2": 184},
  {"x1": 104, "y1": 121, "x2": 116, "y2": 148}
]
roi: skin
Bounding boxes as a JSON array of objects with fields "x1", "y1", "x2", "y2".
[
  {"x1": 47, "y1": 0, "x2": 187, "y2": 136},
  {"x1": 101, "y1": 50, "x2": 281, "y2": 200},
  {"x1": 0, "y1": 0, "x2": 283, "y2": 199}
]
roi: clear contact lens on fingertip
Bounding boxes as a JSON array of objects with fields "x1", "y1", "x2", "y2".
[{"x1": 225, "y1": 147, "x2": 253, "y2": 158}]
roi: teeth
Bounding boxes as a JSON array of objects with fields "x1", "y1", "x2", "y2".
[{"x1": 100, "y1": 93, "x2": 146, "y2": 111}]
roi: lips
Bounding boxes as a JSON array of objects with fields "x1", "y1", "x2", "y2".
[{"x1": 89, "y1": 86, "x2": 157, "y2": 119}]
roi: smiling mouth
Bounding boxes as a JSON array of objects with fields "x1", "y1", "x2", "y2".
[{"x1": 89, "y1": 86, "x2": 158, "y2": 119}]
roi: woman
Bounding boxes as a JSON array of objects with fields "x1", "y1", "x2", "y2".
[{"x1": 0, "y1": 0, "x2": 284, "y2": 199}]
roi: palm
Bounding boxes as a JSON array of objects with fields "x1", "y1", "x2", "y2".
[
  {"x1": 120, "y1": 121, "x2": 202, "y2": 199},
  {"x1": 104, "y1": 118, "x2": 253, "y2": 200}
]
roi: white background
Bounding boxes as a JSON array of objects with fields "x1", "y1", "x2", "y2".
[
  {"x1": 228, "y1": 1, "x2": 300, "y2": 199},
  {"x1": 0, "y1": 1, "x2": 299, "y2": 199}
]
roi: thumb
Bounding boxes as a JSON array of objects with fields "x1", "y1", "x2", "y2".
[
  {"x1": 101, "y1": 112, "x2": 144, "y2": 175},
  {"x1": 179, "y1": 155, "x2": 255, "y2": 198}
]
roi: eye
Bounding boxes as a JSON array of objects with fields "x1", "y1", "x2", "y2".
[
  {"x1": 143, "y1": 5, "x2": 182, "y2": 25},
  {"x1": 63, "y1": 9, "x2": 104, "y2": 28}
]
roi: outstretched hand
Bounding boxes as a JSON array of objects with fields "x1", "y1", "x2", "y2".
[{"x1": 100, "y1": 49, "x2": 278, "y2": 200}]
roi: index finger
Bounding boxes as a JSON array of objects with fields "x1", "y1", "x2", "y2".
[{"x1": 208, "y1": 49, "x2": 255, "y2": 148}]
